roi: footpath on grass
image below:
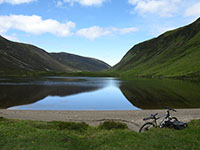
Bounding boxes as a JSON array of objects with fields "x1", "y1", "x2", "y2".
[{"x1": 0, "y1": 109, "x2": 200, "y2": 131}]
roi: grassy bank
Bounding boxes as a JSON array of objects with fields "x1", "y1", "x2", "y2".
[
  {"x1": 118, "y1": 72, "x2": 200, "y2": 81},
  {"x1": 0, "y1": 117, "x2": 200, "y2": 150},
  {"x1": 0, "y1": 70, "x2": 119, "y2": 78},
  {"x1": 1, "y1": 69, "x2": 200, "y2": 81}
]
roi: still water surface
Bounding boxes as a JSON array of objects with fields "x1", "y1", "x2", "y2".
[{"x1": 0, "y1": 77, "x2": 200, "y2": 110}]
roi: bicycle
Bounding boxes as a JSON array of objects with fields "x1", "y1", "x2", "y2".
[{"x1": 139, "y1": 107, "x2": 178, "y2": 133}]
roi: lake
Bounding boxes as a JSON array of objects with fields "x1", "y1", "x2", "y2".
[{"x1": 0, "y1": 77, "x2": 200, "y2": 110}]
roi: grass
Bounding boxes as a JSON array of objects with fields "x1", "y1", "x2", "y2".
[
  {"x1": 0, "y1": 117, "x2": 200, "y2": 150},
  {"x1": 0, "y1": 70, "x2": 119, "y2": 78}
]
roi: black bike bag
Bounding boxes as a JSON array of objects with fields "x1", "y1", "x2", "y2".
[{"x1": 173, "y1": 121, "x2": 188, "y2": 130}]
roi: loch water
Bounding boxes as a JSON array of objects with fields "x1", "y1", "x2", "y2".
[{"x1": 0, "y1": 77, "x2": 200, "y2": 110}]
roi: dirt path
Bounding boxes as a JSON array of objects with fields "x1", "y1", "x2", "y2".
[{"x1": 0, "y1": 109, "x2": 200, "y2": 131}]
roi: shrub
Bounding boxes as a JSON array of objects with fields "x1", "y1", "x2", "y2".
[
  {"x1": 0, "y1": 117, "x2": 5, "y2": 122},
  {"x1": 51, "y1": 121, "x2": 89, "y2": 131},
  {"x1": 99, "y1": 120, "x2": 128, "y2": 130}
]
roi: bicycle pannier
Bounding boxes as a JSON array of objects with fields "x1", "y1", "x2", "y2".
[{"x1": 172, "y1": 120, "x2": 187, "y2": 130}]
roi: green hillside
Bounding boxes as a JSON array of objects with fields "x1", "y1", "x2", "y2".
[
  {"x1": 50, "y1": 52, "x2": 110, "y2": 72},
  {"x1": 113, "y1": 17, "x2": 200, "y2": 79},
  {"x1": 0, "y1": 36, "x2": 110, "y2": 75}
]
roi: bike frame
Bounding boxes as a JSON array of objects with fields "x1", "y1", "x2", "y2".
[{"x1": 150, "y1": 110, "x2": 172, "y2": 128}]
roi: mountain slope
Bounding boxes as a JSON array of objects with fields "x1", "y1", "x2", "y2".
[
  {"x1": 50, "y1": 52, "x2": 110, "y2": 72},
  {"x1": 0, "y1": 36, "x2": 110, "y2": 73},
  {"x1": 113, "y1": 18, "x2": 200, "y2": 79}
]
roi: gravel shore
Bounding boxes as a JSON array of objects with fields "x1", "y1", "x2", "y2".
[{"x1": 0, "y1": 109, "x2": 200, "y2": 131}]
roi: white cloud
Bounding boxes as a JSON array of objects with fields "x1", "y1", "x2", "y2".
[
  {"x1": 0, "y1": 15, "x2": 137, "y2": 40},
  {"x1": 152, "y1": 26, "x2": 176, "y2": 36},
  {"x1": 128, "y1": 0, "x2": 181, "y2": 17},
  {"x1": 185, "y1": 2, "x2": 200, "y2": 17},
  {"x1": 63, "y1": 0, "x2": 106, "y2": 6},
  {"x1": 2, "y1": 33, "x2": 19, "y2": 42},
  {"x1": 56, "y1": 1, "x2": 63, "y2": 7},
  {"x1": 157, "y1": 27, "x2": 175, "y2": 34},
  {"x1": 118, "y1": 27, "x2": 138, "y2": 34},
  {"x1": 77, "y1": 26, "x2": 138, "y2": 40},
  {"x1": 128, "y1": 0, "x2": 139, "y2": 5},
  {"x1": 77, "y1": 26, "x2": 112, "y2": 40},
  {"x1": 0, "y1": 15, "x2": 76, "y2": 37},
  {"x1": 0, "y1": 0, "x2": 35, "y2": 5}
]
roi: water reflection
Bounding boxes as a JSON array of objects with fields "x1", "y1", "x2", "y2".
[
  {"x1": 6, "y1": 77, "x2": 137, "y2": 110},
  {"x1": 0, "y1": 77, "x2": 107, "y2": 108},
  {"x1": 120, "y1": 78, "x2": 200, "y2": 109},
  {"x1": 10, "y1": 86, "x2": 138, "y2": 111},
  {"x1": 0, "y1": 77, "x2": 200, "y2": 110}
]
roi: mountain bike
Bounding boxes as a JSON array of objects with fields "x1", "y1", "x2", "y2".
[{"x1": 139, "y1": 107, "x2": 179, "y2": 133}]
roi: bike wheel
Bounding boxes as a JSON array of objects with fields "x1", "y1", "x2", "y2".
[{"x1": 139, "y1": 122, "x2": 155, "y2": 133}]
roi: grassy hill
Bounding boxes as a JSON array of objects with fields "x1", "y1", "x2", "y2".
[
  {"x1": 112, "y1": 17, "x2": 200, "y2": 79},
  {"x1": 0, "y1": 36, "x2": 110, "y2": 75},
  {"x1": 50, "y1": 52, "x2": 110, "y2": 72}
]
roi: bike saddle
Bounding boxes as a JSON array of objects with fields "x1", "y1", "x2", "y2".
[
  {"x1": 151, "y1": 113, "x2": 158, "y2": 117},
  {"x1": 143, "y1": 113, "x2": 158, "y2": 121}
]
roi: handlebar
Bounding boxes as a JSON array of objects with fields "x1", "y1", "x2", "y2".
[{"x1": 164, "y1": 106, "x2": 177, "y2": 112}]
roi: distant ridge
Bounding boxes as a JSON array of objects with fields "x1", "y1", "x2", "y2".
[
  {"x1": 50, "y1": 52, "x2": 110, "y2": 72},
  {"x1": 0, "y1": 36, "x2": 110, "y2": 73},
  {"x1": 112, "y1": 17, "x2": 200, "y2": 79}
]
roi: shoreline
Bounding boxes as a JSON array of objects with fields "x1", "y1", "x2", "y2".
[{"x1": 1, "y1": 109, "x2": 200, "y2": 131}]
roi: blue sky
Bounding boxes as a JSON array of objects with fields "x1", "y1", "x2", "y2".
[{"x1": 0, "y1": 0, "x2": 200, "y2": 66}]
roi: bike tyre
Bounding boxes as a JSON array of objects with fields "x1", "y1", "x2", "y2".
[{"x1": 139, "y1": 122, "x2": 155, "y2": 133}]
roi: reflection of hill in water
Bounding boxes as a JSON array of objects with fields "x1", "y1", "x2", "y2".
[
  {"x1": 0, "y1": 84, "x2": 99, "y2": 108},
  {"x1": 120, "y1": 79, "x2": 200, "y2": 109}
]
